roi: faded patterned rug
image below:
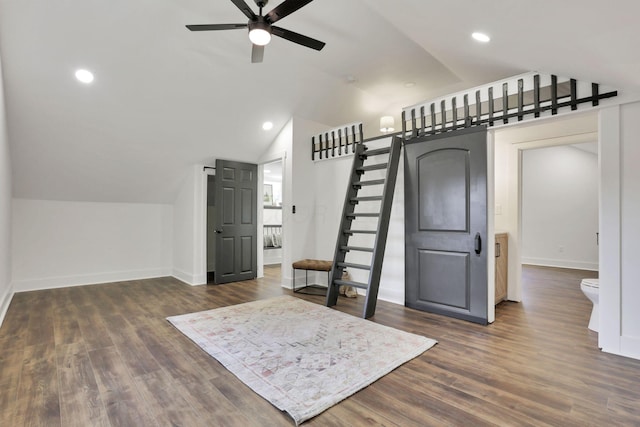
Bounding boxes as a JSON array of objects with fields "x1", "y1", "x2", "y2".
[{"x1": 167, "y1": 295, "x2": 437, "y2": 425}]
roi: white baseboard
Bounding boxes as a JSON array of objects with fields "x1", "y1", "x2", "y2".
[
  {"x1": 13, "y1": 268, "x2": 173, "y2": 292},
  {"x1": 602, "y1": 336, "x2": 640, "y2": 362},
  {"x1": 280, "y1": 273, "x2": 297, "y2": 289},
  {"x1": 621, "y1": 336, "x2": 640, "y2": 360},
  {"x1": 378, "y1": 287, "x2": 404, "y2": 306},
  {"x1": 172, "y1": 268, "x2": 206, "y2": 286},
  {"x1": 0, "y1": 283, "x2": 14, "y2": 329},
  {"x1": 521, "y1": 257, "x2": 599, "y2": 271}
]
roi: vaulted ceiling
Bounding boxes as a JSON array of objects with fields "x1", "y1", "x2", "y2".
[{"x1": 1, "y1": 0, "x2": 638, "y2": 203}]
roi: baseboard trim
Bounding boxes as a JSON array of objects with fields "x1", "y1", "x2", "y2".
[
  {"x1": 0, "y1": 283, "x2": 14, "y2": 329},
  {"x1": 172, "y1": 268, "x2": 206, "y2": 286},
  {"x1": 378, "y1": 287, "x2": 404, "y2": 306},
  {"x1": 621, "y1": 336, "x2": 640, "y2": 360},
  {"x1": 13, "y1": 268, "x2": 173, "y2": 292},
  {"x1": 521, "y1": 257, "x2": 599, "y2": 271}
]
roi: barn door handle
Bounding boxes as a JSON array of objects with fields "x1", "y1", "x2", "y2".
[{"x1": 475, "y1": 233, "x2": 482, "y2": 255}]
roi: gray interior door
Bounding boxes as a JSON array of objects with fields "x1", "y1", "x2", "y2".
[
  {"x1": 404, "y1": 127, "x2": 488, "y2": 324},
  {"x1": 214, "y1": 159, "x2": 258, "y2": 284}
]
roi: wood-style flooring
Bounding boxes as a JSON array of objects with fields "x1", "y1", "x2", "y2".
[{"x1": 1, "y1": 265, "x2": 639, "y2": 426}]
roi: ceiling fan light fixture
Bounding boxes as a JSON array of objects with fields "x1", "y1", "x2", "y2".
[{"x1": 249, "y1": 20, "x2": 272, "y2": 46}]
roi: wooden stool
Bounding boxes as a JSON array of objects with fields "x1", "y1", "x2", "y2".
[{"x1": 292, "y1": 259, "x2": 332, "y2": 295}]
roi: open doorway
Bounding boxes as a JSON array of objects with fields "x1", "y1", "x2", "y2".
[
  {"x1": 493, "y1": 111, "x2": 600, "y2": 333},
  {"x1": 262, "y1": 160, "x2": 283, "y2": 269},
  {"x1": 206, "y1": 172, "x2": 216, "y2": 283}
]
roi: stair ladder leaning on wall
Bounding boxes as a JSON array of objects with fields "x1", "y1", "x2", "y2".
[{"x1": 326, "y1": 136, "x2": 402, "y2": 318}]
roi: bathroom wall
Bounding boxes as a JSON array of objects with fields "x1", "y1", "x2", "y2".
[{"x1": 521, "y1": 144, "x2": 599, "y2": 270}]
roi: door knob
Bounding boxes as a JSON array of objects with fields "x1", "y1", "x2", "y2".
[{"x1": 214, "y1": 229, "x2": 223, "y2": 234}]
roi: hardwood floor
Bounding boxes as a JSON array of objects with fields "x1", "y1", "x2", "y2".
[{"x1": 1, "y1": 264, "x2": 639, "y2": 426}]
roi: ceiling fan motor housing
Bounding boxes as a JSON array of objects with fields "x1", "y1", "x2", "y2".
[{"x1": 249, "y1": 16, "x2": 271, "y2": 33}]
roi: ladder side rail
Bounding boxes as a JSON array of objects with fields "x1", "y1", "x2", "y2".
[
  {"x1": 326, "y1": 143, "x2": 367, "y2": 307},
  {"x1": 362, "y1": 136, "x2": 403, "y2": 318}
]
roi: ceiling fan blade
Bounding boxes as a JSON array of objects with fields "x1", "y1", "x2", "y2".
[
  {"x1": 230, "y1": 0, "x2": 257, "y2": 20},
  {"x1": 271, "y1": 26, "x2": 325, "y2": 51},
  {"x1": 186, "y1": 24, "x2": 247, "y2": 31},
  {"x1": 251, "y1": 44, "x2": 264, "y2": 63},
  {"x1": 266, "y1": 0, "x2": 314, "y2": 24}
]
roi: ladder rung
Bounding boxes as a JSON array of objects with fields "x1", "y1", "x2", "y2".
[
  {"x1": 343, "y1": 229, "x2": 377, "y2": 235},
  {"x1": 338, "y1": 262, "x2": 371, "y2": 270},
  {"x1": 361, "y1": 147, "x2": 391, "y2": 157},
  {"x1": 340, "y1": 246, "x2": 374, "y2": 253},
  {"x1": 352, "y1": 179, "x2": 385, "y2": 187},
  {"x1": 346, "y1": 213, "x2": 379, "y2": 218},
  {"x1": 333, "y1": 279, "x2": 368, "y2": 289},
  {"x1": 357, "y1": 163, "x2": 387, "y2": 172},
  {"x1": 351, "y1": 196, "x2": 383, "y2": 203}
]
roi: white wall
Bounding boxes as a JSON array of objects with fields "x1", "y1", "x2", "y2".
[
  {"x1": 521, "y1": 145, "x2": 599, "y2": 270},
  {"x1": 279, "y1": 117, "x2": 330, "y2": 288},
  {"x1": 619, "y1": 103, "x2": 640, "y2": 356},
  {"x1": 0, "y1": 53, "x2": 13, "y2": 326},
  {"x1": 173, "y1": 165, "x2": 205, "y2": 285},
  {"x1": 598, "y1": 102, "x2": 640, "y2": 359},
  {"x1": 11, "y1": 199, "x2": 173, "y2": 291}
]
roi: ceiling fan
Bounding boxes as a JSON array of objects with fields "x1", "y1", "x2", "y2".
[{"x1": 186, "y1": 0, "x2": 326, "y2": 63}]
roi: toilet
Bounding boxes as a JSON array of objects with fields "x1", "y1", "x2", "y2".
[{"x1": 580, "y1": 278, "x2": 599, "y2": 332}]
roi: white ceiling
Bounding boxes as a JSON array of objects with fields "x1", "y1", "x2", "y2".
[{"x1": 1, "y1": 0, "x2": 638, "y2": 203}]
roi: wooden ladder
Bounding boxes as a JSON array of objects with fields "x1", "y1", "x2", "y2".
[{"x1": 326, "y1": 136, "x2": 402, "y2": 318}]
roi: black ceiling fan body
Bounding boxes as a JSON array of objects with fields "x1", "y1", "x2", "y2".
[{"x1": 187, "y1": 0, "x2": 325, "y2": 63}]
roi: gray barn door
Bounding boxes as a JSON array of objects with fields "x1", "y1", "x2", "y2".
[
  {"x1": 404, "y1": 127, "x2": 488, "y2": 324},
  {"x1": 214, "y1": 159, "x2": 258, "y2": 284}
]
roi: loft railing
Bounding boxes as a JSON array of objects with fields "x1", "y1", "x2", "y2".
[
  {"x1": 311, "y1": 123, "x2": 363, "y2": 161},
  {"x1": 402, "y1": 72, "x2": 617, "y2": 140},
  {"x1": 310, "y1": 73, "x2": 618, "y2": 159}
]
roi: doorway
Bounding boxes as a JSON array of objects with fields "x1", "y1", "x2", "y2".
[
  {"x1": 493, "y1": 111, "x2": 599, "y2": 307},
  {"x1": 206, "y1": 173, "x2": 216, "y2": 283},
  {"x1": 204, "y1": 159, "x2": 259, "y2": 285},
  {"x1": 262, "y1": 159, "x2": 283, "y2": 267}
]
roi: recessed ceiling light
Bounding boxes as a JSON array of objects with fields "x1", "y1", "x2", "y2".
[
  {"x1": 75, "y1": 69, "x2": 94, "y2": 84},
  {"x1": 472, "y1": 32, "x2": 491, "y2": 43},
  {"x1": 262, "y1": 121, "x2": 274, "y2": 131},
  {"x1": 404, "y1": 82, "x2": 416, "y2": 88}
]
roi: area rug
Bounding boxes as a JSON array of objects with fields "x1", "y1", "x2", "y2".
[{"x1": 167, "y1": 295, "x2": 437, "y2": 425}]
